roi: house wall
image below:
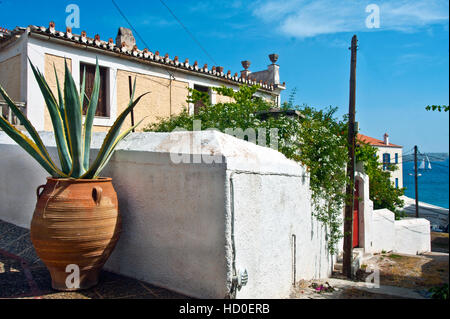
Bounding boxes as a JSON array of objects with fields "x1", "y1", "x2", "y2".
[
  {"x1": 375, "y1": 146, "x2": 403, "y2": 188},
  {"x1": 394, "y1": 218, "x2": 431, "y2": 255},
  {"x1": 116, "y1": 69, "x2": 188, "y2": 131},
  {"x1": 0, "y1": 130, "x2": 332, "y2": 299},
  {"x1": 355, "y1": 171, "x2": 374, "y2": 252},
  {"x1": 13, "y1": 35, "x2": 279, "y2": 131},
  {"x1": 0, "y1": 33, "x2": 27, "y2": 108},
  {"x1": 371, "y1": 209, "x2": 396, "y2": 252},
  {"x1": 356, "y1": 167, "x2": 430, "y2": 256},
  {"x1": 43, "y1": 54, "x2": 72, "y2": 131},
  {"x1": 0, "y1": 55, "x2": 21, "y2": 102}
]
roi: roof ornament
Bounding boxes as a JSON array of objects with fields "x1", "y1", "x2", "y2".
[
  {"x1": 48, "y1": 21, "x2": 56, "y2": 34},
  {"x1": 241, "y1": 60, "x2": 251, "y2": 70},
  {"x1": 80, "y1": 31, "x2": 88, "y2": 43},
  {"x1": 269, "y1": 53, "x2": 278, "y2": 64},
  {"x1": 66, "y1": 27, "x2": 73, "y2": 39}
]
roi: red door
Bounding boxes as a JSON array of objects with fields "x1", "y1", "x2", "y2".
[{"x1": 353, "y1": 180, "x2": 360, "y2": 248}]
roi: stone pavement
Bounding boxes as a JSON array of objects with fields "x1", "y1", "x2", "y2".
[
  {"x1": 0, "y1": 219, "x2": 190, "y2": 299},
  {"x1": 291, "y1": 277, "x2": 426, "y2": 299}
]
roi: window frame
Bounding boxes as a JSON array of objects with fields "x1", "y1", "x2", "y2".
[
  {"x1": 382, "y1": 153, "x2": 391, "y2": 171},
  {"x1": 79, "y1": 61, "x2": 110, "y2": 118}
]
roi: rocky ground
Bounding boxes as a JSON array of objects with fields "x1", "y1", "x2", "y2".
[{"x1": 291, "y1": 251, "x2": 448, "y2": 299}]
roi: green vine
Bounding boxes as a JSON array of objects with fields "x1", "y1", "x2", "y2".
[{"x1": 146, "y1": 85, "x2": 348, "y2": 255}]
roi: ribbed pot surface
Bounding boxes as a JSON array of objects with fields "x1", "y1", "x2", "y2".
[{"x1": 30, "y1": 178, "x2": 121, "y2": 291}]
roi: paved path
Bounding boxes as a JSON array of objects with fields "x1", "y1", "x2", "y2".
[
  {"x1": 291, "y1": 277, "x2": 427, "y2": 299},
  {"x1": 0, "y1": 219, "x2": 190, "y2": 299}
]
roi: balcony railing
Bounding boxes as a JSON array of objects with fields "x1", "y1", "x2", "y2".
[{"x1": 0, "y1": 101, "x2": 26, "y2": 126}]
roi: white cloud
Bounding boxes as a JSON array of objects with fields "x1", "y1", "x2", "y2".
[{"x1": 252, "y1": 0, "x2": 449, "y2": 38}]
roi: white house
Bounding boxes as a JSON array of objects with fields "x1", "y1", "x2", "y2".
[
  {"x1": 358, "y1": 133, "x2": 403, "y2": 188},
  {"x1": 0, "y1": 22, "x2": 285, "y2": 133}
]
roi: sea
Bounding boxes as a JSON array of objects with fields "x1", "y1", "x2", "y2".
[{"x1": 403, "y1": 154, "x2": 449, "y2": 209}]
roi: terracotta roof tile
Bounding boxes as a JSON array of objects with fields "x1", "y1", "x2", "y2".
[
  {"x1": 357, "y1": 133, "x2": 402, "y2": 148},
  {"x1": 19, "y1": 23, "x2": 283, "y2": 93}
]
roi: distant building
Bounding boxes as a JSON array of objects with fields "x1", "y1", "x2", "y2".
[
  {"x1": 0, "y1": 23, "x2": 285, "y2": 132},
  {"x1": 358, "y1": 133, "x2": 403, "y2": 188}
]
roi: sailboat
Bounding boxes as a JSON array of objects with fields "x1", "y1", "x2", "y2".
[
  {"x1": 417, "y1": 155, "x2": 431, "y2": 171},
  {"x1": 419, "y1": 158, "x2": 426, "y2": 169}
]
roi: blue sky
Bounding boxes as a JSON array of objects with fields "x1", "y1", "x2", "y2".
[{"x1": 1, "y1": 0, "x2": 449, "y2": 152}]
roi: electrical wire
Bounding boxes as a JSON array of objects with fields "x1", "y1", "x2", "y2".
[
  {"x1": 158, "y1": 0, "x2": 218, "y2": 65},
  {"x1": 111, "y1": 0, "x2": 175, "y2": 80}
]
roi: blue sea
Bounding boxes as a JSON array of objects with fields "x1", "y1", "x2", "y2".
[{"x1": 403, "y1": 157, "x2": 449, "y2": 209}]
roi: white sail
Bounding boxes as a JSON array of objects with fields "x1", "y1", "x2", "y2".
[
  {"x1": 419, "y1": 158, "x2": 425, "y2": 169},
  {"x1": 426, "y1": 155, "x2": 432, "y2": 169}
]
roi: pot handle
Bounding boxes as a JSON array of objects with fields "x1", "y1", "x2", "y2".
[
  {"x1": 92, "y1": 186, "x2": 103, "y2": 206},
  {"x1": 36, "y1": 185, "x2": 46, "y2": 200}
]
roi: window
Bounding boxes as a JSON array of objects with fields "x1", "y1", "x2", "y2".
[
  {"x1": 382, "y1": 153, "x2": 390, "y2": 171},
  {"x1": 395, "y1": 153, "x2": 398, "y2": 164},
  {"x1": 80, "y1": 62, "x2": 108, "y2": 117},
  {"x1": 193, "y1": 84, "x2": 210, "y2": 115},
  {"x1": 395, "y1": 178, "x2": 399, "y2": 188}
]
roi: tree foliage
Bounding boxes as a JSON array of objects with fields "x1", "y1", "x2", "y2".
[{"x1": 425, "y1": 105, "x2": 449, "y2": 112}]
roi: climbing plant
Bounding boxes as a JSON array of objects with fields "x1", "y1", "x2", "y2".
[{"x1": 146, "y1": 85, "x2": 349, "y2": 255}]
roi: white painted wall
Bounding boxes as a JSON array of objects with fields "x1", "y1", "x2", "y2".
[
  {"x1": 371, "y1": 209, "x2": 396, "y2": 253},
  {"x1": 356, "y1": 166, "x2": 431, "y2": 256},
  {"x1": 394, "y1": 218, "x2": 431, "y2": 255},
  {"x1": 374, "y1": 146, "x2": 403, "y2": 189},
  {"x1": 0, "y1": 130, "x2": 332, "y2": 298}
]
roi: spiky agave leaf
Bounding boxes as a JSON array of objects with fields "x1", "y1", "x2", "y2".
[
  {"x1": 0, "y1": 114, "x2": 66, "y2": 177},
  {"x1": 63, "y1": 60, "x2": 85, "y2": 178},
  {"x1": 82, "y1": 59, "x2": 100, "y2": 170},
  {"x1": 53, "y1": 64, "x2": 71, "y2": 160},
  {"x1": 1, "y1": 58, "x2": 147, "y2": 180},
  {"x1": 93, "y1": 117, "x2": 147, "y2": 178},
  {"x1": 28, "y1": 59, "x2": 72, "y2": 174},
  {"x1": 81, "y1": 89, "x2": 149, "y2": 179}
]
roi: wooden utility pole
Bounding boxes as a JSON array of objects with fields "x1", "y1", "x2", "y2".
[
  {"x1": 343, "y1": 35, "x2": 358, "y2": 279},
  {"x1": 414, "y1": 145, "x2": 419, "y2": 218}
]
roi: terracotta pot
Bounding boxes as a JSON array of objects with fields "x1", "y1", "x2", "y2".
[{"x1": 30, "y1": 177, "x2": 121, "y2": 291}]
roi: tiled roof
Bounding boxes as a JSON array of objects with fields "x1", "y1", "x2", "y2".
[
  {"x1": 3, "y1": 22, "x2": 285, "y2": 93},
  {"x1": 357, "y1": 133, "x2": 402, "y2": 148}
]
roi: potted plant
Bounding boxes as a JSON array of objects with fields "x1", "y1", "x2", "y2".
[{"x1": 0, "y1": 58, "x2": 147, "y2": 290}]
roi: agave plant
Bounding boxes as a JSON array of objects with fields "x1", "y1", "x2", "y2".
[{"x1": 0, "y1": 58, "x2": 147, "y2": 179}]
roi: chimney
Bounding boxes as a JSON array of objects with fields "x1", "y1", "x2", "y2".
[
  {"x1": 240, "y1": 60, "x2": 251, "y2": 79},
  {"x1": 267, "y1": 53, "x2": 280, "y2": 85},
  {"x1": 384, "y1": 133, "x2": 389, "y2": 145},
  {"x1": 116, "y1": 27, "x2": 136, "y2": 51}
]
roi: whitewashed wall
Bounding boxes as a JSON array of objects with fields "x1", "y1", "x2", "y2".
[
  {"x1": 371, "y1": 209, "x2": 396, "y2": 253},
  {"x1": 394, "y1": 218, "x2": 431, "y2": 255},
  {"x1": 0, "y1": 130, "x2": 332, "y2": 298},
  {"x1": 356, "y1": 167, "x2": 431, "y2": 256}
]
